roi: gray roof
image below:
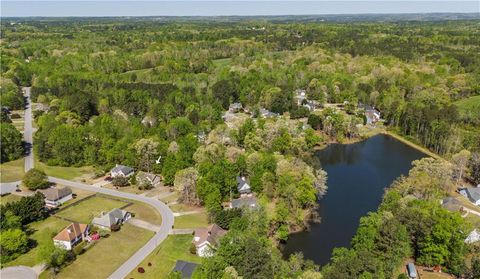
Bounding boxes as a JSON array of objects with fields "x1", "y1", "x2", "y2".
[
  {"x1": 111, "y1": 165, "x2": 134, "y2": 175},
  {"x1": 441, "y1": 197, "x2": 462, "y2": 212},
  {"x1": 231, "y1": 197, "x2": 257, "y2": 209},
  {"x1": 172, "y1": 260, "x2": 198, "y2": 278},
  {"x1": 465, "y1": 187, "x2": 480, "y2": 202},
  {"x1": 236, "y1": 176, "x2": 251, "y2": 194},
  {"x1": 92, "y1": 208, "x2": 129, "y2": 228}
]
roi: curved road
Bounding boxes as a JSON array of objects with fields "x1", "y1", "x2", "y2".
[{"x1": 48, "y1": 177, "x2": 174, "y2": 279}]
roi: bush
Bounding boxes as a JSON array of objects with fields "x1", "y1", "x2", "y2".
[
  {"x1": 397, "y1": 274, "x2": 408, "y2": 279},
  {"x1": 110, "y1": 223, "x2": 121, "y2": 232},
  {"x1": 112, "y1": 176, "x2": 129, "y2": 187},
  {"x1": 138, "y1": 267, "x2": 145, "y2": 273},
  {"x1": 23, "y1": 168, "x2": 49, "y2": 190},
  {"x1": 190, "y1": 243, "x2": 197, "y2": 255}
]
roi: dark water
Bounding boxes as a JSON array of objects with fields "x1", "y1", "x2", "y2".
[{"x1": 282, "y1": 134, "x2": 427, "y2": 266}]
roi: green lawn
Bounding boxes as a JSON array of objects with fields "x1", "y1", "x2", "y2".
[
  {"x1": 169, "y1": 203, "x2": 202, "y2": 213},
  {"x1": 212, "y1": 57, "x2": 232, "y2": 68},
  {"x1": 43, "y1": 224, "x2": 153, "y2": 279},
  {"x1": 125, "y1": 202, "x2": 162, "y2": 225},
  {"x1": 0, "y1": 158, "x2": 24, "y2": 183},
  {"x1": 174, "y1": 212, "x2": 209, "y2": 229},
  {"x1": 34, "y1": 158, "x2": 95, "y2": 181},
  {"x1": 126, "y1": 234, "x2": 201, "y2": 279},
  {"x1": 5, "y1": 217, "x2": 70, "y2": 267},
  {"x1": 56, "y1": 196, "x2": 128, "y2": 223},
  {"x1": 0, "y1": 194, "x2": 23, "y2": 205},
  {"x1": 455, "y1": 95, "x2": 480, "y2": 117}
]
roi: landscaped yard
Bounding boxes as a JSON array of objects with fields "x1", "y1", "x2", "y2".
[
  {"x1": 125, "y1": 201, "x2": 162, "y2": 225},
  {"x1": 0, "y1": 158, "x2": 24, "y2": 182},
  {"x1": 174, "y1": 212, "x2": 209, "y2": 229},
  {"x1": 41, "y1": 224, "x2": 153, "y2": 279},
  {"x1": 56, "y1": 195, "x2": 129, "y2": 223},
  {"x1": 34, "y1": 157, "x2": 95, "y2": 181},
  {"x1": 0, "y1": 193, "x2": 23, "y2": 205},
  {"x1": 126, "y1": 234, "x2": 201, "y2": 279},
  {"x1": 5, "y1": 217, "x2": 70, "y2": 267}
]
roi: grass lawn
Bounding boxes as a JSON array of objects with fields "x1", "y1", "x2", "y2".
[
  {"x1": 34, "y1": 158, "x2": 95, "y2": 181},
  {"x1": 5, "y1": 217, "x2": 70, "y2": 267},
  {"x1": 455, "y1": 95, "x2": 480, "y2": 116},
  {"x1": 212, "y1": 57, "x2": 232, "y2": 68},
  {"x1": 0, "y1": 158, "x2": 25, "y2": 182},
  {"x1": 174, "y1": 212, "x2": 209, "y2": 229},
  {"x1": 161, "y1": 192, "x2": 179, "y2": 204},
  {"x1": 0, "y1": 193, "x2": 23, "y2": 205},
  {"x1": 126, "y1": 234, "x2": 201, "y2": 279},
  {"x1": 44, "y1": 224, "x2": 153, "y2": 279},
  {"x1": 465, "y1": 214, "x2": 480, "y2": 229},
  {"x1": 56, "y1": 196, "x2": 128, "y2": 223},
  {"x1": 169, "y1": 203, "x2": 203, "y2": 213},
  {"x1": 103, "y1": 184, "x2": 145, "y2": 195},
  {"x1": 125, "y1": 202, "x2": 162, "y2": 225}
]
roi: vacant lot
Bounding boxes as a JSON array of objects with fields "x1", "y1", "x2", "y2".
[
  {"x1": 34, "y1": 157, "x2": 95, "y2": 181},
  {"x1": 56, "y1": 196, "x2": 129, "y2": 223},
  {"x1": 174, "y1": 212, "x2": 209, "y2": 229},
  {"x1": 126, "y1": 234, "x2": 201, "y2": 279},
  {"x1": 125, "y1": 202, "x2": 162, "y2": 225},
  {"x1": 0, "y1": 158, "x2": 24, "y2": 182},
  {"x1": 42, "y1": 224, "x2": 153, "y2": 279},
  {"x1": 5, "y1": 217, "x2": 70, "y2": 267}
]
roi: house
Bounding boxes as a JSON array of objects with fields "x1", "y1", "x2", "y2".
[
  {"x1": 53, "y1": 222, "x2": 89, "y2": 250},
  {"x1": 229, "y1": 102, "x2": 243, "y2": 113},
  {"x1": 440, "y1": 197, "x2": 463, "y2": 212},
  {"x1": 92, "y1": 208, "x2": 131, "y2": 231},
  {"x1": 37, "y1": 186, "x2": 73, "y2": 208},
  {"x1": 236, "y1": 176, "x2": 252, "y2": 196},
  {"x1": 110, "y1": 164, "x2": 134, "y2": 178},
  {"x1": 465, "y1": 229, "x2": 480, "y2": 244},
  {"x1": 193, "y1": 224, "x2": 227, "y2": 257},
  {"x1": 171, "y1": 260, "x2": 198, "y2": 278},
  {"x1": 136, "y1": 171, "x2": 162, "y2": 187},
  {"x1": 230, "y1": 196, "x2": 258, "y2": 209},
  {"x1": 459, "y1": 187, "x2": 480, "y2": 206},
  {"x1": 259, "y1": 108, "x2": 279, "y2": 118}
]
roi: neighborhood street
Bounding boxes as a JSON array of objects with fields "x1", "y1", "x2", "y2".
[
  {"x1": 48, "y1": 177, "x2": 175, "y2": 279},
  {"x1": 23, "y1": 87, "x2": 34, "y2": 172}
]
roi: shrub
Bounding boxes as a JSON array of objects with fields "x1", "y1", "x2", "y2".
[
  {"x1": 138, "y1": 267, "x2": 145, "y2": 273},
  {"x1": 110, "y1": 223, "x2": 121, "y2": 232},
  {"x1": 23, "y1": 168, "x2": 49, "y2": 190},
  {"x1": 190, "y1": 243, "x2": 197, "y2": 255},
  {"x1": 397, "y1": 274, "x2": 408, "y2": 279}
]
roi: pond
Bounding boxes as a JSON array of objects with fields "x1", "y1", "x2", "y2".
[{"x1": 282, "y1": 134, "x2": 427, "y2": 266}]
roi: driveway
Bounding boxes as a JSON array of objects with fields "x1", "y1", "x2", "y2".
[
  {"x1": 47, "y1": 177, "x2": 175, "y2": 279},
  {"x1": 0, "y1": 266, "x2": 37, "y2": 279},
  {"x1": 0, "y1": 181, "x2": 20, "y2": 195},
  {"x1": 23, "y1": 87, "x2": 34, "y2": 172}
]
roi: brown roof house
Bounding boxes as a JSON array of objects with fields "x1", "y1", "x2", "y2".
[
  {"x1": 53, "y1": 222, "x2": 89, "y2": 250},
  {"x1": 38, "y1": 186, "x2": 73, "y2": 208},
  {"x1": 193, "y1": 224, "x2": 226, "y2": 257}
]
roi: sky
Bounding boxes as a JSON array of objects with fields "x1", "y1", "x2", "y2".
[{"x1": 1, "y1": 1, "x2": 479, "y2": 17}]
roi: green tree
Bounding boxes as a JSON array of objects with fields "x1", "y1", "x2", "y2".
[
  {"x1": 0, "y1": 122, "x2": 23, "y2": 163},
  {"x1": 23, "y1": 168, "x2": 49, "y2": 190}
]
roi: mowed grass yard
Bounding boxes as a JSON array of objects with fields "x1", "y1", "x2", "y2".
[
  {"x1": 0, "y1": 158, "x2": 24, "y2": 182},
  {"x1": 174, "y1": 211, "x2": 209, "y2": 229},
  {"x1": 56, "y1": 196, "x2": 129, "y2": 223},
  {"x1": 126, "y1": 234, "x2": 201, "y2": 279},
  {"x1": 41, "y1": 224, "x2": 154, "y2": 279},
  {"x1": 34, "y1": 157, "x2": 95, "y2": 181},
  {"x1": 5, "y1": 217, "x2": 71, "y2": 267},
  {"x1": 0, "y1": 193, "x2": 23, "y2": 205},
  {"x1": 125, "y1": 202, "x2": 162, "y2": 225}
]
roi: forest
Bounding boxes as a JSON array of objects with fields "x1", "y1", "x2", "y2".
[{"x1": 1, "y1": 16, "x2": 480, "y2": 278}]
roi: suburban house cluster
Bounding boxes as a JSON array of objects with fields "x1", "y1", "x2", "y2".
[{"x1": 110, "y1": 164, "x2": 162, "y2": 187}]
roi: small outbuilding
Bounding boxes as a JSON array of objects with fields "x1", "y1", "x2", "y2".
[
  {"x1": 171, "y1": 260, "x2": 199, "y2": 278},
  {"x1": 406, "y1": 262, "x2": 417, "y2": 279}
]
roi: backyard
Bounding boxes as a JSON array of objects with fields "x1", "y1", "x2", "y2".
[
  {"x1": 55, "y1": 195, "x2": 129, "y2": 223},
  {"x1": 126, "y1": 234, "x2": 201, "y2": 279},
  {"x1": 0, "y1": 193, "x2": 23, "y2": 205},
  {"x1": 174, "y1": 212, "x2": 209, "y2": 229}
]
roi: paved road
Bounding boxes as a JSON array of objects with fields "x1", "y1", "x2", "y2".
[
  {"x1": 48, "y1": 177, "x2": 175, "y2": 279},
  {"x1": 23, "y1": 87, "x2": 34, "y2": 172},
  {"x1": 0, "y1": 266, "x2": 37, "y2": 279},
  {"x1": 0, "y1": 181, "x2": 20, "y2": 195}
]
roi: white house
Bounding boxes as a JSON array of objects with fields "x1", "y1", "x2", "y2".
[
  {"x1": 237, "y1": 176, "x2": 252, "y2": 197},
  {"x1": 193, "y1": 224, "x2": 226, "y2": 257},
  {"x1": 110, "y1": 164, "x2": 134, "y2": 178},
  {"x1": 92, "y1": 208, "x2": 131, "y2": 231},
  {"x1": 37, "y1": 186, "x2": 73, "y2": 208},
  {"x1": 53, "y1": 222, "x2": 89, "y2": 250},
  {"x1": 459, "y1": 187, "x2": 480, "y2": 206},
  {"x1": 465, "y1": 229, "x2": 480, "y2": 244}
]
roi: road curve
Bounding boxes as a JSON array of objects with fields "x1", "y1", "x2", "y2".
[
  {"x1": 48, "y1": 177, "x2": 175, "y2": 279},
  {"x1": 0, "y1": 265, "x2": 37, "y2": 279},
  {"x1": 23, "y1": 87, "x2": 34, "y2": 172}
]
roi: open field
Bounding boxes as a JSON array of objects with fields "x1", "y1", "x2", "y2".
[
  {"x1": 455, "y1": 95, "x2": 480, "y2": 117},
  {"x1": 0, "y1": 158, "x2": 25, "y2": 182},
  {"x1": 41, "y1": 224, "x2": 153, "y2": 279},
  {"x1": 125, "y1": 201, "x2": 162, "y2": 225},
  {"x1": 0, "y1": 193, "x2": 23, "y2": 205},
  {"x1": 56, "y1": 196, "x2": 129, "y2": 223},
  {"x1": 126, "y1": 234, "x2": 201, "y2": 279},
  {"x1": 174, "y1": 212, "x2": 209, "y2": 229},
  {"x1": 5, "y1": 217, "x2": 70, "y2": 267},
  {"x1": 34, "y1": 157, "x2": 95, "y2": 181}
]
